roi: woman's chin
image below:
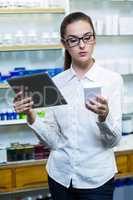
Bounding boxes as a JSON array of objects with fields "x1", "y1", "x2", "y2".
[{"x1": 77, "y1": 57, "x2": 90, "y2": 64}]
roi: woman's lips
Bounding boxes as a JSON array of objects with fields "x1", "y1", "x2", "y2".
[{"x1": 79, "y1": 52, "x2": 88, "y2": 57}]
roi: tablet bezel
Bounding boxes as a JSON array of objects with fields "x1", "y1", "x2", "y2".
[{"x1": 7, "y1": 72, "x2": 67, "y2": 108}]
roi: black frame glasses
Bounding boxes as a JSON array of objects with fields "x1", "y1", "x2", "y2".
[{"x1": 62, "y1": 32, "x2": 95, "y2": 48}]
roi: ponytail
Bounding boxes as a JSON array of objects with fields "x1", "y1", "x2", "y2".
[{"x1": 64, "y1": 50, "x2": 72, "y2": 70}]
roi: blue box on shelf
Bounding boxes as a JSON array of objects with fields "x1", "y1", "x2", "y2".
[
  {"x1": 1, "y1": 74, "x2": 11, "y2": 83},
  {"x1": 0, "y1": 113, "x2": 6, "y2": 120},
  {"x1": 0, "y1": 72, "x2": 2, "y2": 82},
  {"x1": 6, "y1": 112, "x2": 19, "y2": 120},
  {"x1": 14, "y1": 67, "x2": 26, "y2": 71},
  {"x1": 10, "y1": 71, "x2": 25, "y2": 78},
  {"x1": 9, "y1": 67, "x2": 26, "y2": 78}
]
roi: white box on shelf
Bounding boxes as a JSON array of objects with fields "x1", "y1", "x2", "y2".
[
  {"x1": 112, "y1": 15, "x2": 119, "y2": 35},
  {"x1": 123, "y1": 96, "x2": 133, "y2": 114},
  {"x1": 0, "y1": 146, "x2": 7, "y2": 163},
  {"x1": 105, "y1": 16, "x2": 113, "y2": 35},
  {"x1": 42, "y1": 0, "x2": 49, "y2": 8},
  {"x1": 14, "y1": 30, "x2": 26, "y2": 45},
  {"x1": 119, "y1": 17, "x2": 133, "y2": 35},
  {"x1": 96, "y1": 19, "x2": 104, "y2": 35},
  {"x1": 122, "y1": 116, "x2": 133, "y2": 134},
  {"x1": 130, "y1": 59, "x2": 133, "y2": 74}
]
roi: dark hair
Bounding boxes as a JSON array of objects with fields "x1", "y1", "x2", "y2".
[{"x1": 60, "y1": 12, "x2": 96, "y2": 70}]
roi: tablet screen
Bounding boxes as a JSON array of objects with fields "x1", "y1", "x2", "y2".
[{"x1": 7, "y1": 73, "x2": 67, "y2": 108}]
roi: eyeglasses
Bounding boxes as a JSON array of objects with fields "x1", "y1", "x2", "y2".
[{"x1": 62, "y1": 32, "x2": 95, "y2": 48}]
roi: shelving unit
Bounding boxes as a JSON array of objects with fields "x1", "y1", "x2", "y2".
[
  {"x1": 0, "y1": 159, "x2": 48, "y2": 194},
  {"x1": 0, "y1": 149, "x2": 133, "y2": 194},
  {"x1": 0, "y1": 0, "x2": 69, "y2": 164},
  {"x1": 0, "y1": 2, "x2": 69, "y2": 185}
]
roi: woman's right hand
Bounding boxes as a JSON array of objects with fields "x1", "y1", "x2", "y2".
[{"x1": 13, "y1": 91, "x2": 36, "y2": 124}]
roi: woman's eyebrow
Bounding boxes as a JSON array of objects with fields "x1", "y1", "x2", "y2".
[
  {"x1": 66, "y1": 32, "x2": 93, "y2": 38},
  {"x1": 66, "y1": 34, "x2": 79, "y2": 38}
]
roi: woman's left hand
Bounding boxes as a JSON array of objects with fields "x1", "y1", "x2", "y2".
[{"x1": 85, "y1": 96, "x2": 109, "y2": 122}]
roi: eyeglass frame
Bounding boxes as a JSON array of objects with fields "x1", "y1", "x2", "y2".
[{"x1": 61, "y1": 32, "x2": 96, "y2": 48}]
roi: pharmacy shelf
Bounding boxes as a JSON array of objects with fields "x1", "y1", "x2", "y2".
[
  {"x1": 0, "y1": 159, "x2": 47, "y2": 168},
  {"x1": 0, "y1": 83, "x2": 9, "y2": 88},
  {"x1": 0, "y1": 7, "x2": 65, "y2": 14},
  {"x1": 0, "y1": 119, "x2": 26, "y2": 126},
  {"x1": 0, "y1": 44, "x2": 63, "y2": 52}
]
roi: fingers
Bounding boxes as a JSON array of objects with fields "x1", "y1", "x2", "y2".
[
  {"x1": 13, "y1": 91, "x2": 23, "y2": 103},
  {"x1": 85, "y1": 96, "x2": 108, "y2": 116},
  {"x1": 13, "y1": 92, "x2": 33, "y2": 113},
  {"x1": 96, "y1": 96, "x2": 107, "y2": 105},
  {"x1": 87, "y1": 99, "x2": 106, "y2": 110},
  {"x1": 85, "y1": 101, "x2": 97, "y2": 114},
  {"x1": 14, "y1": 101, "x2": 33, "y2": 113},
  {"x1": 85, "y1": 100, "x2": 103, "y2": 115},
  {"x1": 14, "y1": 97, "x2": 32, "y2": 106}
]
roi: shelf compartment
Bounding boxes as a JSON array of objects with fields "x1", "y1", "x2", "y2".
[
  {"x1": 0, "y1": 168, "x2": 12, "y2": 192},
  {"x1": 15, "y1": 164, "x2": 48, "y2": 190}
]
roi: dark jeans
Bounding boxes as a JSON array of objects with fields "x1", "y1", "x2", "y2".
[{"x1": 48, "y1": 175, "x2": 115, "y2": 200}]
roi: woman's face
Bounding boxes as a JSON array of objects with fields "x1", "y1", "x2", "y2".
[{"x1": 63, "y1": 20, "x2": 96, "y2": 65}]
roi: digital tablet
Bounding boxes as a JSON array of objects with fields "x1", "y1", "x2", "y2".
[{"x1": 7, "y1": 72, "x2": 67, "y2": 108}]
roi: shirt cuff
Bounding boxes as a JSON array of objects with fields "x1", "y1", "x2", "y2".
[
  {"x1": 27, "y1": 115, "x2": 44, "y2": 130},
  {"x1": 96, "y1": 113, "x2": 114, "y2": 132}
]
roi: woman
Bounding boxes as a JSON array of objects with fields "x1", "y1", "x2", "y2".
[{"x1": 13, "y1": 12, "x2": 123, "y2": 200}]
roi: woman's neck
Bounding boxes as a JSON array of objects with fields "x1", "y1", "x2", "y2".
[{"x1": 72, "y1": 58, "x2": 94, "y2": 79}]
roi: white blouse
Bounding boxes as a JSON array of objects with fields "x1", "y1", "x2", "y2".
[{"x1": 28, "y1": 62, "x2": 123, "y2": 189}]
